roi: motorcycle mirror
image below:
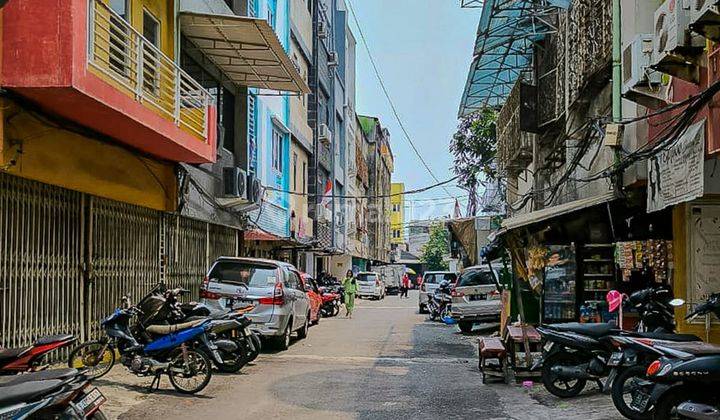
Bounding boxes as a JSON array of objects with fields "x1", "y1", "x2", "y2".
[{"x1": 669, "y1": 298, "x2": 685, "y2": 307}]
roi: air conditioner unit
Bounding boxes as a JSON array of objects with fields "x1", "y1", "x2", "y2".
[
  {"x1": 652, "y1": 0, "x2": 704, "y2": 83},
  {"x1": 318, "y1": 21, "x2": 328, "y2": 39},
  {"x1": 222, "y1": 167, "x2": 247, "y2": 199},
  {"x1": 690, "y1": 0, "x2": 720, "y2": 41},
  {"x1": 328, "y1": 51, "x2": 338, "y2": 67},
  {"x1": 318, "y1": 123, "x2": 332, "y2": 144},
  {"x1": 247, "y1": 173, "x2": 263, "y2": 205},
  {"x1": 622, "y1": 34, "x2": 666, "y2": 108}
]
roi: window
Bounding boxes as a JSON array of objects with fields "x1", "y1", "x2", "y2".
[
  {"x1": 393, "y1": 229, "x2": 401, "y2": 239},
  {"x1": 286, "y1": 270, "x2": 301, "y2": 290},
  {"x1": 267, "y1": 0, "x2": 277, "y2": 29},
  {"x1": 109, "y1": 0, "x2": 130, "y2": 76},
  {"x1": 393, "y1": 203, "x2": 400, "y2": 212},
  {"x1": 142, "y1": 10, "x2": 160, "y2": 94},
  {"x1": 272, "y1": 126, "x2": 283, "y2": 172},
  {"x1": 292, "y1": 152, "x2": 298, "y2": 191},
  {"x1": 302, "y1": 162, "x2": 307, "y2": 193},
  {"x1": 457, "y1": 269, "x2": 497, "y2": 287},
  {"x1": 221, "y1": 88, "x2": 236, "y2": 153},
  {"x1": 208, "y1": 261, "x2": 279, "y2": 287}
]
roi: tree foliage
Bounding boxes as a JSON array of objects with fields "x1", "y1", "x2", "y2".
[
  {"x1": 450, "y1": 109, "x2": 498, "y2": 215},
  {"x1": 420, "y1": 223, "x2": 450, "y2": 271}
]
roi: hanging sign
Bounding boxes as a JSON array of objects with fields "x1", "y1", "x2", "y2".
[{"x1": 647, "y1": 119, "x2": 705, "y2": 213}]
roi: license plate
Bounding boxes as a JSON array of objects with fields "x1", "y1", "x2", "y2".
[
  {"x1": 631, "y1": 390, "x2": 650, "y2": 412},
  {"x1": 608, "y1": 352, "x2": 624, "y2": 367},
  {"x1": 244, "y1": 327, "x2": 252, "y2": 335},
  {"x1": 543, "y1": 342, "x2": 554, "y2": 352},
  {"x1": 75, "y1": 388, "x2": 106, "y2": 416},
  {"x1": 470, "y1": 294, "x2": 486, "y2": 301},
  {"x1": 227, "y1": 298, "x2": 252, "y2": 308}
]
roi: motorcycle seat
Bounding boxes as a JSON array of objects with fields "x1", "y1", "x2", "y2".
[
  {"x1": 0, "y1": 368, "x2": 79, "y2": 387},
  {"x1": 634, "y1": 332, "x2": 701, "y2": 342},
  {"x1": 657, "y1": 341, "x2": 720, "y2": 355},
  {"x1": 145, "y1": 319, "x2": 206, "y2": 335},
  {"x1": 0, "y1": 346, "x2": 31, "y2": 365},
  {"x1": 548, "y1": 322, "x2": 618, "y2": 338},
  {"x1": 34, "y1": 334, "x2": 75, "y2": 346},
  {"x1": 0, "y1": 379, "x2": 64, "y2": 406}
]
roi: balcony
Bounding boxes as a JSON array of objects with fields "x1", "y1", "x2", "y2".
[
  {"x1": 497, "y1": 82, "x2": 533, "y2": 174},
  {"x1": 1, "y1": 0, "x2": 217, "y2": 163}
]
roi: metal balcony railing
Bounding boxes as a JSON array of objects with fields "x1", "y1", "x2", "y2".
[{"x1": 88, "y1": 0, "x2": 212, "y2": 140}]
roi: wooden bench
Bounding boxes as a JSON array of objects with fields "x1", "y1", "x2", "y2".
[
  {"x1": 478, "y1": 337, "x2": 508, "y2": 384},
  {"x1": 504, "y1": 325, "x2": 542, "y2": 382}
]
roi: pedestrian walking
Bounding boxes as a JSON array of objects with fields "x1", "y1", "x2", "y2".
[
  {"x1": 400, "y1": 273, "x2": 410, "y2": 298},
  {"x1": 342, "y1": 270, "x2": 357, "y2": 318}
]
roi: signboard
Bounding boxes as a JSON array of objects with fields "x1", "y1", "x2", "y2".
[{"x1": 647, "y1": 120, "x2": 705, "y2": 213}]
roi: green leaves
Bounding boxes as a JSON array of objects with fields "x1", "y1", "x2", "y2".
[{"x1": 420, "y1": 223, "x2": 450, "y2": 271}]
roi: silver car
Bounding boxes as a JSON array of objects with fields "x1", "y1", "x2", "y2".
[
  {"x1": 450, "y1": 266, "x2": 501, "y2": 333},
  {"x1": 200, "y1": 257, "x2": 310, "y2": 350},
  {"x1": 418, "y1": 271, "x2": 457, "y2": 313}
]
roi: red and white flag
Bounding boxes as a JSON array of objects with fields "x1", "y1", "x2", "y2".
[
  {"x1": 320, "y1": 180, "x2": 333, "y2": 208},
  {"x1": 454, "y1": 199, "x2": 463, "y2": 219}
]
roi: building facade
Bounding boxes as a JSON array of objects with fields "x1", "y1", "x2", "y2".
[{"x1": 390, "y1": 183, "x2": 405, "y2": 248}]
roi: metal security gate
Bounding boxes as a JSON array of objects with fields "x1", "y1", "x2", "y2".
[
  {"x1": 0, "y1": 173, "x2": 85, "y2": 349},
  {"x1": 1, "y1": 173, "x2": 241, "y2": 351}
]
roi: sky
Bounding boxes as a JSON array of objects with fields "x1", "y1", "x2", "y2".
[{"x1": 346, "y1": 0, "x2": 481, "y2": 221}]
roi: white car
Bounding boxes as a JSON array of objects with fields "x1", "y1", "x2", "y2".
[{"x1": 356, "y1": 272, "x2": 385, "y2": 300}]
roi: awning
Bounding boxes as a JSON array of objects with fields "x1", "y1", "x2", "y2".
[
  {"x1": 245, "y1": 230, "x2": 289, "y2": 242},
  {"x1": 179, "y1": 12, "x2": 310, "y2": 94},
  {"x1": 501, "y1": 191, "x2": 618, "y2": 232}
]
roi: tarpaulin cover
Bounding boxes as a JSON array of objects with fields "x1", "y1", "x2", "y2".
[{"x1": 448, "y1": 218, "x2": 479, "y2": 266}]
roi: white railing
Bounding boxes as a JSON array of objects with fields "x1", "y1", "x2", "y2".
[{"x1": 87, "y1": 0, "x2": 212, "y2": 140}]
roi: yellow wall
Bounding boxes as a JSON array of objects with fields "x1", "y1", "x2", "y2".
[
  {"x1": 390, "y1": 182, "x2": 404, "y2": 245},
  {"x1": 673, "y1": 203, "x2": 720, "y2": 343},
  {"x1": 0, "y1": 100, "x2": 176, "y2": 211}
]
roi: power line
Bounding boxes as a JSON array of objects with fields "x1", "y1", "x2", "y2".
[
  {"x1": 345, "y1": 0, "x2": 454, "y2": 199},
  {"x1": 265, "y1": 176, "x2": 458, "y2": 199}
]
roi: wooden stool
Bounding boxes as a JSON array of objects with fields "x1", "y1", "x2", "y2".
[
  {"x1": 479, "y1": 337, "x2": 508, "y2": 384},
  {"x1": 504, "y1": 325, "x2": 542, "y2": 382}
]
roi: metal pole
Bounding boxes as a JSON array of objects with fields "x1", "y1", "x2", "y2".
[{"x1": 612, "y1": 0, "x2": 622, "y2": 122}]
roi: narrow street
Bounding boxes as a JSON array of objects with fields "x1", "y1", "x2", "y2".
[{"x1": 93, "y1": 291, "x2": 617, "y2": 420}]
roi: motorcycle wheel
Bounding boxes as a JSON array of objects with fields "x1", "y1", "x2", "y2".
[
  {"x1": 332, "y1": 302, "x2": 340, "y2": 317},
  {"x1": 652, "y1": 389, "x2": 693, "y2": 420},
  {"x1": 215, "y1": 348, "x2": 245, "y2": 373},
  {"x1": 67, "y1": 341, "x2": 116, "y2": 379},
  {"x1": 167, "y1": 348, "x2": 213, "y2": 394},
  {"x1": 611, "y1": 365, "x2": 653, "y2": 420},
  {"x1": 541, "y1": 351, "x2": 587, "y2": 398}
]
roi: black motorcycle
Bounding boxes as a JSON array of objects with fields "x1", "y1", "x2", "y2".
[
  {"x1": 536, "y1": 285, "x2": 686, "y2": 399},
  {"x1": 427, "y1": 280, "x2": 453, "y2": 321},
  {"x1": 628, "y1": 293, "x2": 720, "y2": 420},
  {"x1": 0, "y1": 368, "x2": 107, "y2": 419}
]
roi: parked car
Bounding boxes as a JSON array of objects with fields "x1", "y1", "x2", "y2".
[
  {"x1": 301, "y1": 273, "x2": 322, "y2": 326},
  {"x1": 450, "y1": 266, "x2": 501, "y2": 333},
  {"x1": 418, "y1": 271, "x2": 457, "y2": 313},
  {"x1": 201, "y1": 257, "x2": 311, "y2": 350},
  {"x1": 356, "y1": 272, "x2": 385, "y2": 300}
]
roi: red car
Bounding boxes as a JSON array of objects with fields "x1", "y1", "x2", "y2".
[{"x1": 301, "y1": 273, "x2": 322, "y2": 325}]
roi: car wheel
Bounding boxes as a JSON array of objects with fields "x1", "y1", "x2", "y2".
[
  {"x1": 273, "y1": 319, "x2": 292, "y2": 350},
  {"x1": 458, "y1": 321, "x2": 473, "y2": 334},
  {"x1": 297, "y1": 314, "x2": 310, "y2": 339}
]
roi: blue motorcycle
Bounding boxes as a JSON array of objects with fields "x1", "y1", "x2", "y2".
[{"x1": 68, "y1": 294, "x2": 213, "y2": 394}]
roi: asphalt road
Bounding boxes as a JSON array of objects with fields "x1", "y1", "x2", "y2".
[{"x1": 97, "y1": 290, "x2": 619, "y2": 420}]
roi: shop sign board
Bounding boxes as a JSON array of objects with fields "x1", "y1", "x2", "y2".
[{"x1": 647, "y1": 120, "x2": 705, "y2": 213}]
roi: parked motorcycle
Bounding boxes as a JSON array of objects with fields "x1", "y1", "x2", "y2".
[
  {"x1": 318, "y1": 287, "x2": 341, "y2": 317},
  {"x1": 609, "y1": 293, "x2": 720, "y2": 419},
  {"x1": 427, "y1": 280, "x2": 453, "y2": 321},
  {"x1": 626, "y1": 293, "x2": 720, "y2": 419},
  {"x1": 68, "y1": 294, "x2": 214, "y2": 394},
  {"x1": 537, "y1": 285, "x2": 686, "y2": 399},
  {"x1": 0, "y1": 368, "x2": 107, "y2": 419},
  {"x1": 1, "y1": 333, "x2": 76, "y2": 374}
]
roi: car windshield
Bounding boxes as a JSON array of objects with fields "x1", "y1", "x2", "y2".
[
  {"x1": 424, "y1": 273, "x2": 457, "y2": 284},
  {"x1": 457, "y1": 270, "x2": 496, "y2": 287},
  {"x1": 357, "y1": 274, "x2": 377, "y2": 282},
  {"x1": 209, "y1": 261, "x2": 280, "y2": 287}
]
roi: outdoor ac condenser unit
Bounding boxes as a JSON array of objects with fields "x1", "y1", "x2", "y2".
[
  {"x1": 319, "y1": 124, "x2": 332, "y2": 144},
  {"x1": 622, "y1": 34, "x2": 665, "y2": 108},
  {"x1": 222, "y1": 167, "x2": 247, "y2": 199},
  {"x1": 690, "y1": 0, "x2": 720, "y2": 41},
  {"x1": 652, "y1": 0, "x2": 704, "y2": 83},
  {"x1": 328, "y1": 52, "x2": 339, "y2": 67}
]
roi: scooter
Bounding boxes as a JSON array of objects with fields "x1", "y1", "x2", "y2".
[
  {"x1": 68, "y1": 294, "x2": 214, "y2": 394},
  {"x1": 1, "y1": 334, "x2": 77, "y2": 374},
  {"x1": 427, "y1": 280, "x2": 453, "y2": 321},
  {"x1": 536, "y1": 285, "x2": 686, "y2": 399},
  {"x1": 0, "y1": 368, "x2": 107, "y2": 419},
  {"x1": 319, "y1": 287, "x2": 341, "y2": 317}
]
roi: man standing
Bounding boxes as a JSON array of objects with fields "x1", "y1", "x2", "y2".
[{"x1": 400, "y1": 273, "x2": 410, "y2": 298}]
